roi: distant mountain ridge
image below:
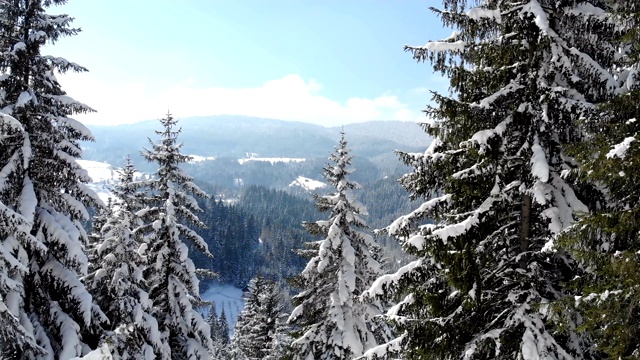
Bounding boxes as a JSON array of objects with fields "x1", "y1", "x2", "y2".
[{"x1": 82, "y1": 115, "x2": 431, "y2": 170}]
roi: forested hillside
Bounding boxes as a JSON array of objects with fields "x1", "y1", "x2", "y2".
[{"x1": 190, "y1": 185, "x2": 322, "y2": 288}]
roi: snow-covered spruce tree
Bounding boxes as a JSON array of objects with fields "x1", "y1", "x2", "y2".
[
  {"x1": 139, "y1": 112, "x2": 214, "y2": 359},
  {"x1": 0, "y1": 1, "x2": 105, "y2": 358},
  {"x1": 231, "y1": 276, "x2": 267, "y2": 360},
  {"x1": 264, "y1": 313, "x2": 294, "y2": 360},
  {"x1": 0, "y1": 113, "x2": 44, "y2": 357},
  {"x1": 85, "y1": 198, "x2": 112, "y2": 277},
  {"x1": 363, "y1": 2, "x2": 617, "y2": 359},
  {"x1": 217, "y1": 307, "x2": 230, "y2": 345},
  {"x1": 232, "y1": 275, "x2": 288, "y2": 360},
  {"x1": 84, "y1": 157, "x2": 169, "y2": 359},
  {"x1": 288, "y1": 132, "x2": 390, "y2": 360},
  {"x1": 207, "y1": 302, "x2": 219, "y2": 343},
  {"x1": 559, "y1": 2, "x2": 640, "y2": 358}
]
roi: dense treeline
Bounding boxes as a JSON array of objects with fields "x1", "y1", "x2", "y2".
[
  {"x1": 188, "y1": 185, "x2": 321, "y2": 288},
  {"x1": 237, "y1": 185, "x2": 321, "y2": 280},
  {"x1": 185, "y1": 154, "x2": 382, "y2": 196}
]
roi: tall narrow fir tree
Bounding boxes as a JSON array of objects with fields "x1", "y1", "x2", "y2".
[
  {"x1": 85, "y1": 157, "x2": 169, "y2": 359},
  {"x1": 140, "y1": 112, "x2": 214, "y2": 359},
  {"x1": 289, "y1": 132, "x2": 390, "y2": 359}
]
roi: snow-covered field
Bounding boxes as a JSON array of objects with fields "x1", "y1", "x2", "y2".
[
  {"x1": 289, "y1": 176, "x2": 327, "y2": 191},
  {"x1": 238, "y1": 157, "x2": 306, "y2": 165},
  {"x1": 201, "y1": 282, "x2": 245, "y2": 335},
  {"x1": 188, "y1": 154, "x2": 216, "y2": 163},
  {"x1": 77, "y1": 160, "x2": 119, "y2": 204},
  {"x1": 77, "y1": 159, "x2": 149, "y2": 205}
]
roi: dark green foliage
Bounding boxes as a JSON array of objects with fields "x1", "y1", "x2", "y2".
[
  {"x1": 190, "y1": 184, "x2": 322, "y2": 290},
  {"x1": 367, "y1": 1, "x2": 618, "y2": 359},
  {"x1": 217, "y1": 308, "x2": 230, "y2": 345},
  {"x1": 192, "y1": 195, "x2": 262, "y2": 288},
  {"x1": 560, "y1": 3, "x2": 640, "y2": 357},
  {"x1": 232, "y1": 275, "x2": 289, "y2": 360},
  {"x1": 237, "y1": 185, "x2": 322, "y2": 281}
]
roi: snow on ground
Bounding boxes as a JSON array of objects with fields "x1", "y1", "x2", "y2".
[
  {"x1": 289, "y1": 176, "x2": 327, "y2": 191},
  {"x1": 77, "y1": 160, "x2": 115, "y2": 182},
  {"x1": 77, "y1": 160, "x2": 119, "y2": 204},
  {"x1": 77, "y1": 159, "x2": 148, "y2": 204},
  {"x1": 188, "y1": 154, "x2": 216, "y2": 163},
  {"x1": 238, "y1": 157, "x2": 306, "y2": 165},
  {"x1": 201, "y1": 281, "x2": 245, "y2": 336}
]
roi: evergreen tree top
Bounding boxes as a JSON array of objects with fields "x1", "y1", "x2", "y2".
[{"x1": 290, "y1": 132, "x2": 389, "y2": 359}]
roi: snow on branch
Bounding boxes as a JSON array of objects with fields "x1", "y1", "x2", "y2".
[
  {"x1": 530, "y1": 136, "x2": 549, "y2": 183},
  {"x1": 471, "y1": 82, "x2": 524, "y2": 109},
  {"x1": 467, "y1": 7, "x2": 502, "y2": 23},
  {"x1": 363, "y1": 259, "x2": 423, "y2": 299},
  {"x1": 605, "y1": 136, "x2": 635, "y2": 159},
  {"x1": 387, "y1": 194, "x2": 451, "y2": 236},
  {"x1": 564, "y1": 3, "x2": 607, "y2": 20},
  {"x1": 358, "y1": 333, "x2": 406, "y2": 360},
  {"x1": 412, "y1": 40, "x2": 466, "y2": 53}
]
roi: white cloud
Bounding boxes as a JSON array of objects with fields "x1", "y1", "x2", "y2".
[{"x1": 57, "y1": 73, "x2": 424, "y2": 127}]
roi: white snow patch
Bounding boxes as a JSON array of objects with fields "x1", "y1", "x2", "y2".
[
  {"x1": 77, "y1": 160, "x2": 146, "y2": 203},
  {"x1": 606, "y1": 137, "x2": 635, "y2": 159},
  {"x1": 420, "y1": 40, "x2": 466, "y2": 53},
  {"x1": 238, "y1": 157, "x2": 306, "y2": 165},
  {"x1": 77, "y1": 160, "x2": 115, "y2": 183},
  {"x1": 530, "y1": 139, "x2": 549, "y2": 182},
  {"x1": 77, "y1": 160, "x2": 117, "y2": 203},
  {"x1": 289, "y1": 176, "x2": 327, "y2": 191},
  {"x1": 201, "y1": 281, "x2": 245, "y2": 336},
  {"x1": 566, "y1": 3, "x2": 606, "y2": 19},
  {"x1": 16, "y1": 91, "x2": 32, "y2": 107},
  {"x1": 467, "y1": 7, "x2": 501, "y2": 23},
  {"x1": 188, "y1": 155, "x2": 216, "y2": 163}
]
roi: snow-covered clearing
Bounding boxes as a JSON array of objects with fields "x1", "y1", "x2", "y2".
[
  {"x1": 289, "y1": 176, "x2": 327, "y2": 191},
  {"x1": 188, "y1": 154, "x2": 216, "y2": 163},
  {"x1": 77, "y1": 159, "x2": 147, "y2": 204},
  {"x1": 238, "y1": 157, "x2": 306, "y2": 165},
  {"x1": 201, "y1": 281, "x2": 245, "y2": 335},
  {"x1": 77, "y1": 160, "x2": 118, "y2": 203}
]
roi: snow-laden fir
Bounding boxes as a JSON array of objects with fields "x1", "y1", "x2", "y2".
[
  {"x1": 231, "y1": 275, "x2": 291, "y2": 360},
  {"x1": 136, "y1": 113, "x2": 214, "y2": 359},
  {"x1": 288, "y1": 133, "x2": 391, "y2": 360},
  {"x1": 0, "y1": 1, "x2": 104, "y2": 358},
  {"x1": 559, "y1": 1, "x2": 640, "y2": 357},
  {"x1": 363, "y1": 1, "x2": 619, "y2": 359}
]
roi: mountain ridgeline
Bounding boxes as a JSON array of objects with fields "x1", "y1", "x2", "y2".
[{"x1": 83, "y1": 116, "x2": 431, "y2": 174}]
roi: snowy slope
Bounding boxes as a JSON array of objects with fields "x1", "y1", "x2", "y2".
[
  {"x1": 289, "y1": 176, "x2": 327, "y2": 191},
  {"x1": 238, "y1": 156, "x2": 306, "y2": 165},
  {"x1": 188, "y1": 154, "x2": 216, "y2": 163},
  {"x1": 77, "y1": 159, "x2": 148, "y2": 204},
  {"x1": 77, "y1": 160, "x2": 119, "y2": 204},
  {"x1": 201, "y1": 281, "x2": 245, "y2": 335}
]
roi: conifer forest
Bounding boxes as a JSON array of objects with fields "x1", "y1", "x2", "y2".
[{"x1": 1, "y1": 1, "x2": 640, "y2": 359}]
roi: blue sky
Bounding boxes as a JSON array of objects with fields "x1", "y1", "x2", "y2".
[{"x1": 51, "y1": 1, "x2": 451, "y2": 126}]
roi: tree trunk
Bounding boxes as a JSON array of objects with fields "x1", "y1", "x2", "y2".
[{"x1": 519, "y1": 193, "x2": 531, "y2": 269}]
